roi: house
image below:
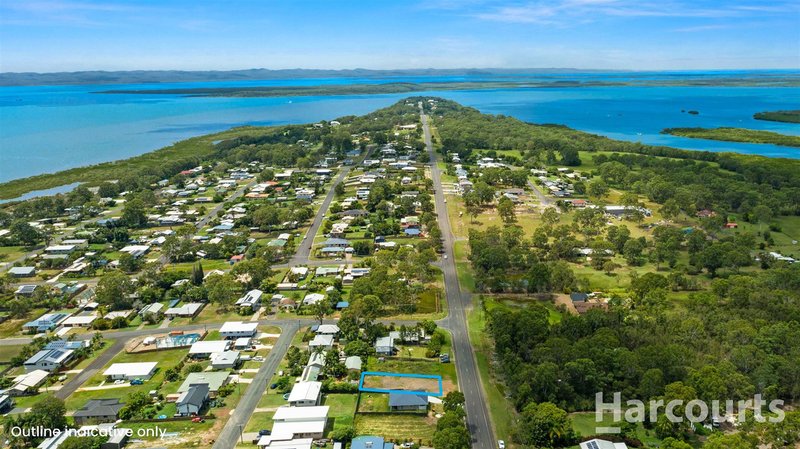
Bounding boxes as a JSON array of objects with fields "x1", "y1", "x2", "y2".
[
  {"x1": 0, "y1": 395, "x2": 13, "y2": 413},
  {"x1": 289, "y1": 266, "x2": 309, "y2": 280},
  {"x1": 288, "y1": 381, "x2": 322, "y2": 407},
  {"x1": 44, "y1": 340, "x2": 88, "y2": 351},
  {"x1": 233, "y1": 337, "x2": 253, "y2": 350},
  {"x1": 101, "y1": 429, "x2": 130, "y2": 449},
  {"x1": 220, "y1": 321, "x2": 259, "y2": 339},
  {"x1": 61, "y1": 314, "x2": 97, "y2": 328},
  {"x1": 315, "y1": 267, "x2": 340, "y2": 277},
  {"x1": 345, "y1": 356, "x2": 362, "y2": 372},
  {"x1": 320, "y1": 238, "x2": 349, "y2": 248},
  {"x1": 189, "y1": 340, "x2": 231, "y2": 358},
  {"x1": 104, "y1": 310, "x2": 134, "y2": 321},
  {"x1": 44, "y1": 244, "x2": 79, "y2": 255},
  {"x1": 236, "y1": 289, "x2": 264, "y2": 311},
  {"x1": 22, "y1": 313, "x2": 69, "y2": 333},
  {"x1": 580, "y1": 439, "x2": 628, "y2": 449},
  {"x1": 303, "y1": 293, "x2": 325, "y2": 306},
  {"x1": 8, "y1": 266, "x2": 35, "y2": 278},
  {"x1": 73, "y1": 398, "x2": 125, "y2": 425},
  {"x1": 178, "y1": 372, "x2": 230, "y2": 397},
  {"x1": 404, "y1": 228, "x2": 421, "y2": 237},
  {"x1": 350, "y1": 436, "x2": 394, "y2": 449},
  {"x1": 389, "y1": 392, "x2": 428, "y2": 412},
  {"x1": 9, "y1": 369, "x2": 49, "y2": 395},
  {"x1": 119, "y1": 245, "x2": 150, "y2": 258},
  {"x1": 103, "y1": 362, "x2": 158, "y2": 381},
  {"x1": 271, "y1": 406, "x2": 329, "y2": 439},
  {"x1": 176, "y1": 383, "x2": 209, "y2": 416},
  {"x1": 570, "y1": 292, "x2": 589, "y2": 302},
  {"x1": 15, "y1": 284, "x2": 38, "y2": 297},
  {"x1": 257, "y1": 436, "x2": 313, "y2": 449},
  {"x1": 306, "y1": 351, "x2": 326, "y2": 370},
  {"x1": 315, "y1": 324, "x2": 340, "y2": 335},
  {"x1": 164, "y1": 302, "x2": 204, "y2": 318},
  {"x1": 139, "y1": 302, "x2": 164, "y2": 319},
  {"x1": 375, "y1": 336, "x2": 395, "y2": 355},
  {"x1": 24, "y1": 349, "x2": 74, "y2": 372},
  {"x1": 309, "y1": 334, "x2": 334, "y2": 350},
  {"x1": 211, "y1": 351, "x2": 240, "y2": 370}
]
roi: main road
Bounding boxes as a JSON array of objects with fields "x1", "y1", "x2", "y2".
[{"x1": 421, "y1": 106, "x2": 496, "y2": 448}]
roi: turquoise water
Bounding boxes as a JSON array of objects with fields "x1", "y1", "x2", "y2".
[{"x1": 1, "y1": 72, "x2": 799, "y2": 183}]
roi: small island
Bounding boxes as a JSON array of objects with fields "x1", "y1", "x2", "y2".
[
  {"x1": 662, "y1": 126, "x2": 800, "y2": 147},
  {"x1": 754, "y1": 110, "x2": 800, "y2": 123}
]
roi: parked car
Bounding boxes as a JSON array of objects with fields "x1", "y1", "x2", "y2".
[
  {"x1": 192, "y1": 417, "x2": 205, "y2": 423},
  {"x1": 130, "y1": 379, "x2": 144, "y2": 385},
  {"x1": 498, "y1": 440, "x2": 505, "y2": 449},
  {"x1": 258, "y1": 429, "x2": 271, "y2": 436}
]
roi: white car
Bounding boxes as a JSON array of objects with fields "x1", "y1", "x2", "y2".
[{"x1": 498, "y1": 441, "x2": 505, "y2": 449}]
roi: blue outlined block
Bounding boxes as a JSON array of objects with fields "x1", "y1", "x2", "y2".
[{"x1": 358, "y1": 371, "x2": 444, "y2": 397}]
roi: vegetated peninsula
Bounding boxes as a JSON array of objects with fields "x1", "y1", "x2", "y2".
[
  {"x1": 662, "y1": 127, "x2": 800, "y2": 148},
  {"x1": 754, "y1": 110, "x2": 800, "y2": 123}
]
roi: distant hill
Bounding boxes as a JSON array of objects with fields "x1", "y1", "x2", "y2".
[{"x1": 0, "y1": 67, "x2": 611, "y2": 86}]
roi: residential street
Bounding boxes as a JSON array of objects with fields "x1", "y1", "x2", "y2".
[{"x1": 421, "y1": 107, "x2": 496, "y2": 448}]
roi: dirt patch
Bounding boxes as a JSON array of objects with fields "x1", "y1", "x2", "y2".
[
  {"x1": 362, "y1": 373, "x2": 441, "y2": 393},
  {"x1": 553, "y1": 294, "x2": 578, "y2": 315}
]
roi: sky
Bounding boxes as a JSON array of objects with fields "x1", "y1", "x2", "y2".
[{"x1": 0, "y1": 0, "x2": 798, "y2": 72}]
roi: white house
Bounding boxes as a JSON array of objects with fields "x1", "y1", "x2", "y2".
[
  {"x1": 103, "y1": 362, "x2": 158, "y2": 381},
  {"x1": 23, "y1": 349, "x2": 74, "y2": 373},
  {"x1": 288, "y1": 381, "x2": 322, "y2": 407},
  {"x1": 211, "y1": 351, "x2": 240, "y2": 370},
  {"x1": 315, "y1": 324, "x2": 340, "y2": 335},
  {"x1": 235, "y1": 289, "x2": 263, "y2": 311},
  {"x1": 303, "y1": 293, "x2": 325, "y2": 306},
  {"x1": 271, "y1": 406, "x2": 329, "y2": 439},
  {"x1": 219, "y1": 321, "x2": 258, "y2": 339},
  {"x1": 309, "y1": 334, "x2": 334, "y2": 350},
  {"x1": 580, "y1": 440, "x2": 628, "y2": 449},
  {"x1": 189, "y1": 340, "x2": 231, "y2": 358}
]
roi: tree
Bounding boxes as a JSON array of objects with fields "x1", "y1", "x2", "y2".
[
  {"x1": 59, "y1": 436, "x2": 105, "y2": 449},
  {"x1": 231, "y1": 258, "x2": 273, "y2": 289},
  {"x1": 312, "y1": 300, "x2": 333, "y2": 325},
  {"x1": 329, "y1": 425, "x2": 356, "y2": 442},
  {"x1": 96, "y1": 271, "x2": 134, "y2": 310},
  {"x1": 443, "y1": 391, "x2": 465, "y2": 412},
  {"x1": 703, "y1": 433, "x2": 758, "y2": 449},
  {"x1": 463, "y1": 191, "x2": 482, "y2": 223},
  {"x1": 121, "y1": 198, "x2": 147, "y2": 228},
  {"x1": 334, "y1": 182, "x2": 345, "y2": 196},
  {"x1": 516, "y1": 402, "x2": 575, "y2": 448},
  {"x1": 541, "y1": 207, "x2": 560, "y2": 225},
  {"x1": 587, "y1": 179, "x2": 609, "y2": 199},
  {"x1": 432, "y1": 425, "x2": 471, "y2": 449},
  {"x1": 118, "y1": 252, "x2": 139, "y2": 273},
  {"x1": 751, "y1": 204, "x2": 772, "y2": 231},
  {"x1": 191, "y1": 261, "x2": 204, "y2": 286},
  {"x1": 11, "y1": 220, "x2": 40, "y2": 246},
  {"x1": 660, "y1": 437, "x2": 693, "y2": 449},
  {"x1": 206, "y1": 274, "x2": 240, "y2": 309},
  {"x1": 497, "y1": 196, "x2": 516, "y2": 224}
]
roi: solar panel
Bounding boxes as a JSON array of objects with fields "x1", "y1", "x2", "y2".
[{"x1": 588, "y1": 442, "x2": 599, "y2": 449}]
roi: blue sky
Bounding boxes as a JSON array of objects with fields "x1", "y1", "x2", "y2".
[{"x1": 1, "y1": 0, "x2": 798, "y2": 72}]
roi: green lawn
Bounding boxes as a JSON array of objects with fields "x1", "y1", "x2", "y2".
[
  {"x1": 0, "y1": 308, "x2": 47, "y2": 338},
  {"x1": 467, "y1": 302, "x2": 517, "y2": 442},
  {"x1": 570, "y1": 412, "x2": 664, "y2": 447},
  {"x1": 354, "y1": 414, "x2": 436, "y2": 445},
  {"x1": 324, "y1": 393, "x2": 358, "y2": 432},
  {"x1": 0, "y1": 344, "x2": 25, "y2": 363}
]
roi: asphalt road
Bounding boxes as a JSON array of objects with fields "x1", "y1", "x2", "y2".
[
  {"x1": 421, "y1": 107, "x2": 496, "y2": 448},
  {"x1": 212, "y1": 321, "x2": 299, "y2": 449},
  {"x1": 288, "y1": 167, "x2": 352, "y2": 266},
  {"x1": 527, "y1": 179, "x2": 553, "y2": 206},
  {"x1": 53, "y1": 338, "x2": 127, "y2": 401}
]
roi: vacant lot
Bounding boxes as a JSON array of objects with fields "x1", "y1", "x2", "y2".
[
  {"x1": 361, "y1": 372, "x2": 441, "y2": 395},
  {"x1": 354, "y1": 413, "x2": 437, "y2": 445}
]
